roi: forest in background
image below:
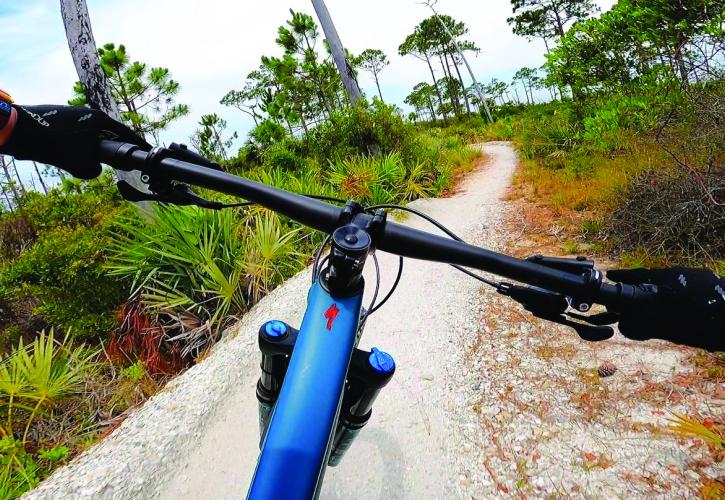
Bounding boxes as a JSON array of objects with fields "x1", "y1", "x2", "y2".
[{"x1": 0, "y1": 0, "x2": 723, "y2": 497}]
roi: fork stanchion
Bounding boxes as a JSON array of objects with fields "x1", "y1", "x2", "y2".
[
  {"x1": 256, "y1": 320, "x2": 298, "y2": 446},
  {"x1": 328, "y1": 347, "x2": 396, "y2": 466}
]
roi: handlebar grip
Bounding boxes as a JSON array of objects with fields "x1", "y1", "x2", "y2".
[
  {"x1": 99, "y1": 140, "x2": 143, "y2": 171},
  {"x1": 597, "y1": 281, "x2": 659, "y2": 312}
]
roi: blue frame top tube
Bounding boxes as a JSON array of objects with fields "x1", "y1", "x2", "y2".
[{"x1": 248, "y1": 280, "x2": 363, "y2": 500}]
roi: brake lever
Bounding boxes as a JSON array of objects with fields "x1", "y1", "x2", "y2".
[
  {"x1": 496, "y1": 283, "x2": 615, "y2": 341},
  {"x1": 117, "y1": 180, "x2": 226, "y2": 209},
  {"x1": 496, "y1": 283, "x2": 568, "y2": 315},
  {"x1": 566, "y1": 311, "x2": 620, "y2": 326},
  {"x1": 531, "y1": 310, "x2": 615, "y2": 342}
]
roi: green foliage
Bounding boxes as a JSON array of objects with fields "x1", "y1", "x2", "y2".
[
  {"x1": 0, "y1": 437, "x2": 39, "y2": 498},
  {"x1": 508, "y1": 0, "x2": 598, "y2": 40},
  {"x1": 260, "y1": 138, "x2": 310, "y2": 172},
  {"x1": 307, "y1": 101, "x2": 420, "y2": 165},
  {"x1": 121, "y1": 360, "x2": 146, "y2": 382},
  {"x1": 544, "y1": 0, "x2": 725, "y2": 96},
  {"x1": 107, "y1": 206, "x2": 303, "y2": 333},
  {"x1": 0, "y1": 182, "x2": 130, "y2": 340},
  {"x1": 70, "y1": 43, "x2": 189, "y2": 141},
  {"x1": 223, "y1": 9, "x2": 350, "y2": 137},
  {"x1": 249, "y1": 120, "x2": 288, "y2": 149},
  {"x1": 0, "y1": 331, "x2": 94, "y2": 497},
  {"x1": 190, "y1": 114, "x2": 237, "y2": 163},
  {"x1": 37, "y1": 445, "x2": 70, "y2": 463}
]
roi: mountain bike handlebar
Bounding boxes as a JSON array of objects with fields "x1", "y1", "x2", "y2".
[{"x1": 98, "y1": 140, "x2": 654, "y2": 312}]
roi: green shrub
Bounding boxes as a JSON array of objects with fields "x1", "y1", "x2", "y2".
[
  {"x1": 0, "y1": 182, "x2": 130, "y2": 340},
  {"x1": 261, "y1": 138, "x2": 310, "y2": 172},
  {"x1": 308, "y1": 100, "x2": 421, "y2": 165},
  {"x1": 1, "y1": 225, "x2": 128, "y2": 338},
  {"x1": 249, "y1": 119, "x2": 287, "y2": 148},
  {"x1": 108, "y1": 205, "x2": 303, "y2": 332}
]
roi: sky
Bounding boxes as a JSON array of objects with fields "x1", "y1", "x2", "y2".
[{"x1": 0, "y1": 0, "x2": 615, "y2": 186}]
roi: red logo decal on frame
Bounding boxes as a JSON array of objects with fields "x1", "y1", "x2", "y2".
[{"x1": 324, "y1": 304, "x2": 340, "y2": 330}]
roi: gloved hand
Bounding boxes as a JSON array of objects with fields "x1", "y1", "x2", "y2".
[
  {"x1": 607, "y1": 267, "x2": 725, "y2": 352},
  {"x1": 0, "y1": 104, "x2": 150, "y2": 179}
]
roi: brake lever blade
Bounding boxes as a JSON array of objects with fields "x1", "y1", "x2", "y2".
[
  {"x1": 117, "y1": 180, "x2": 215, "y2": 208},
  {"x1": 531, "y1": 311, "x2": 615, "y2": 342},
  {"x1": 171, "y1": 184, "x2": 225, "y2": 209},
  {"x1": 566, "y1": 311, "x2": 620, "y2": 326},
  {"x1": 497, "y1": 283, "x2": 569, "y2": 315},
  {"x1": 116, "y1": 180, "x2": 170, "y2": 203}
]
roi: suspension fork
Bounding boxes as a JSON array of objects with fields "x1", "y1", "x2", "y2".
[{"x1": 249, "y1": 215, "x2": 374, "y2": 499}]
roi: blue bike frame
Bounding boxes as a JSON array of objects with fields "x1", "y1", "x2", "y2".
[{"x1": 247, "y1": 280, "x2": 364, "y2": 499}]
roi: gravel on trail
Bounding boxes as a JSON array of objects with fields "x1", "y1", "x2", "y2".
[{"x1": 25, "y1": 142, "x2": 722, "y2": 499}]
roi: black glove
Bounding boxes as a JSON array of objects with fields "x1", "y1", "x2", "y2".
[
  {"x1": 0, "y1": 104, "x2": 150, "y2": 179},
  {"x1": 607, "y1": 267, "x2": 725, "y2": 352}
]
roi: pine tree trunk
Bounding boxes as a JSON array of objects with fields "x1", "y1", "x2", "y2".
[
  {"x1": 33, "y1": 162, "x2": 48, "y2": 194},
  {"x1": 2, "y1": 188, "x2": 13, "y2": 212},
  {"x1": 425, "y1": 57, "x2": 447, "y2": 121},
  {"x1": 674, "y1": 35, "x2": 690, "y2": 85},
  {"x1": 60, "y1": 0, "x2": 147, "y2": 204},
  {"x1": 0, "y1": 156, "x2": 21, "y2": 205},
  {"x1": 440, "y1": 53, "x2": 460, "y2": 115},
  {"x1": 452, "y1": 58, "x2": 471, "y2": 114},
  {"x1": 374, "y1": 75, "x2": 384, "y2": 103},
  {"x1": 10, "y1": 159, "x2": 26, "y2": 194},
  {"x1": 55, "y1": 166, "x2": 67, "y2": 181}
]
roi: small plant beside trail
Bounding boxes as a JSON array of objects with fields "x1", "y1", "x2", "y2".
[{"x1": 0, "y1": 330, "x2": 95, "y2": 497}]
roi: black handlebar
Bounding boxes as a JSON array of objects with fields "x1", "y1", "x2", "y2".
[{"x1": 99, "y1": 140, "x2": 654, "y2": 311}]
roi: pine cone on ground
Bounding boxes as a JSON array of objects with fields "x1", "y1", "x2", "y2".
[{"x1": 598, "y1": 362, "x2": 617, "y2": 377}]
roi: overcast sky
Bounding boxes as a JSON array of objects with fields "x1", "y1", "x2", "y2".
[{"x1": 0, "y1": 0, "x2": 614, "y2": 185}]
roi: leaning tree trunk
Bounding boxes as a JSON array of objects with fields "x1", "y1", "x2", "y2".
[
  {"x1": 0, "y1": 156, "x2": 21, "y2": 206},
  {"x1": 310, "y1": 0, "x2": 362, "y2": 106},
  {"x1": 10, "y1": 158, "x2": 27, "y2": 195},
  {"x1": 451, "y1": 57, "x2": 471, "y2": 114},
  {"x1": 59, "y1": 0, "x2": 148, "y2": 204},
  {"x1": 33, "y1": 162, "x2": 48, "y2": 194}
]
